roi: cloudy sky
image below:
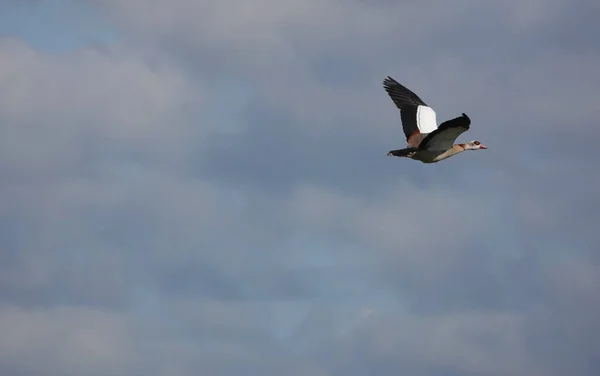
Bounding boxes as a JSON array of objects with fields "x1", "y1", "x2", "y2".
[{"x1": 1, "y1": 0, "x2": 599, "y2": 375}]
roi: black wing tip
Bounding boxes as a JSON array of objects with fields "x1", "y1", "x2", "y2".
[
  {"x1": 383, "y1": 75, "x2": 404, "y2": 86},
  {"x1": 381, "y1": 76, "x2": 428, "y2": 108},
  {"x1": 461, "y1": 113, "x2": 471, "y2": 128},
  {"x1": 436, "y1": 113, "x2": 471, "y2": 133},
  {"x1": 382, "y1": 76, "x2": 397, "y2": 89}
]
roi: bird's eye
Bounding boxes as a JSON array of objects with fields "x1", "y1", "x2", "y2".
[{"x1": 474, "y1": 141, "x2": 480, "y2": 145}]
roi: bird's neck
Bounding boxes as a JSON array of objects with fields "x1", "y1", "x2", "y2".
[
  {"x1": 434, "y1": 144, "x2": 466, "y2": 162},
  {"x1": 451, "y1": 144, "x2": 467, "y2": 153}
]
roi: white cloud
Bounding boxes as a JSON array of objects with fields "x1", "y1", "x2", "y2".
[
  {"x1": 0, "y1": 305, "x2": 136, "y2": 376},
  {"x1": 339, "y1": 310, "x2": 544, "y2": 376},
  {"x1": 0, "y1": 38, "x2": 203, "y2": 180}
]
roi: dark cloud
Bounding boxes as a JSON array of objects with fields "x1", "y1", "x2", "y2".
[{"x1": 1, "y1": 0, "x2": 599, "y2": 375}]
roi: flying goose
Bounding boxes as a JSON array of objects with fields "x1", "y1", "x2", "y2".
[{"x1": 382, "y1": 76, "x2": 486, "y2": 163}]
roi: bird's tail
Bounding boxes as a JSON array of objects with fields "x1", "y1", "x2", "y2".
[{"x1": 387, "y1": 148, "x2": 417, "y2": 157}]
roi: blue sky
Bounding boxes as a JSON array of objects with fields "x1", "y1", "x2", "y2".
[
  {"x1": 0, "y1": 0, "x2": 599, "y2": 375},
  {"x1": 0, "y1": 0, "x2": 118, "y2": 52}
]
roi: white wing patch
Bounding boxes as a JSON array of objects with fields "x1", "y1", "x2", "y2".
[{"x1": 416, "y1": 105, "x2": 438, "y2": 134}]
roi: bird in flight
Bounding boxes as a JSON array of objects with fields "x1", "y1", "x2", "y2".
[{"x1": 382, "y1": 76, "x2": 486, "y2": 163}]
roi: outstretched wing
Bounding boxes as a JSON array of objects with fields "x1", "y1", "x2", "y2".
[
  {"x1": 383, "y1": 76, "x2": 438, "y2": 147},
  {"x1": 418, "y1": 113, "x2": 471, "y2": 150}
]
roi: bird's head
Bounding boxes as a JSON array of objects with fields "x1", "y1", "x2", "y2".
[{"x1": 465, "y1": 140, "x2": 487, "y2": 150}]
